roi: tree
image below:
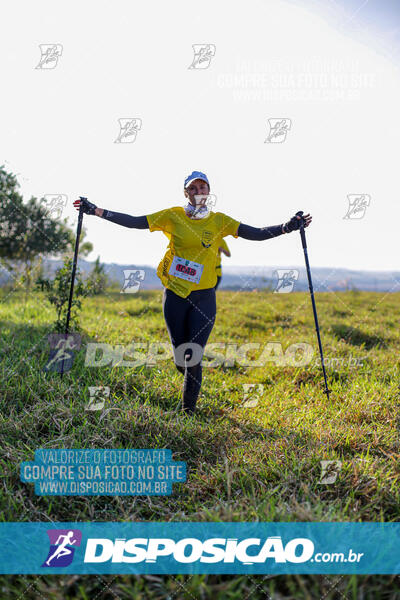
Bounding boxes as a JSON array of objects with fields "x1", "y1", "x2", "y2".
[
  {"x1": 0, "y1": 165, "x2": 93, "y2": 295},
  {"x1": 87, "y1": 255, "x2": 108, "y2": 294}
]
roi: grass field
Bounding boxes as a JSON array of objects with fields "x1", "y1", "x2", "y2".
[{"x1": 1, "y1": 286, "x2": 400, "y2": 599}]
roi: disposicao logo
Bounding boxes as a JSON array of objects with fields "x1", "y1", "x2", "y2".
[
  {"x1": 42, "y1": 529, "x2": 82, "y2": 567},
  {"x1": 83, "y1": 536, "x2": 314, "y2": 564}
]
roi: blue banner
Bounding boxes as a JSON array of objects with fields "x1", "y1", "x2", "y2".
[{"x1": 0, "y1": 522, "x2": 399, "y2": 574}]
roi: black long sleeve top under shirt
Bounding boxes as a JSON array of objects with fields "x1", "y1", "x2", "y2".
[
  {"x1": 102, "y1": 209, "x2": 149, "y2": 229},
  {"x1": 101, "y1": 209, "x2": 285, "y2": 240}
]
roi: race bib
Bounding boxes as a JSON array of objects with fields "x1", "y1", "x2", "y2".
[{"x1": 169, "y1": 255, "x2": 204, "y2": 284}]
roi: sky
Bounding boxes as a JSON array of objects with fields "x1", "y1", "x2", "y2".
[{"x1": 1, "y1": 0, "x2": 399, "y2": 271}]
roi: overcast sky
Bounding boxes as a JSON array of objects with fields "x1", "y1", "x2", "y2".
[{"x1": 1, "y1": 0, "x2": 399, "y2": 271}]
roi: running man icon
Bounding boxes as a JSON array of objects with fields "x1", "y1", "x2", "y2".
[
  {"x1": 42, "y1": 529, "x2": 82, "y2": 567},
  {"x1": 45, "y1": 338, "x2": 76, "y2": 370},
  {"x1": 46, "y1": 531, "x2": 76, "y2": 565},
  {"x1": 43, "y1": 333, "x2": 82, "y2": 373}
]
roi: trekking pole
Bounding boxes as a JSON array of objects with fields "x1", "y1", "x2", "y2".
[
  {"x1": 296, "y1": 211, "x2": 331, "y2": 400},
  {"x1": 60, "y1": 197, "x2": 85, "y2": 377}
]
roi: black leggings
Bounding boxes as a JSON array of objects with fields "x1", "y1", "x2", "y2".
[{"x1": 162, "y1": 286, "x2": 217, "y2": 413}]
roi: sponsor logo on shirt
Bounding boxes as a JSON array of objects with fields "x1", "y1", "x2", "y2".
[
  {"x1": 162, "y1": 257, "x2": 171, "y2": 277},
  {"x1": 201, "y1": 230, "x2": 213, "y2": 248}
]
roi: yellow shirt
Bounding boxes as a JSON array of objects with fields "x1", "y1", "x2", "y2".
[
  {"x1": 216, "y1": 238, "x2": 229, "y2": 274},
  {"x1": 146, "y1": 206, "x2": 240, "y2": 298}
]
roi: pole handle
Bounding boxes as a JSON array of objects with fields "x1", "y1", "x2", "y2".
[{"x1": 296, "y1": 211, "x2": 307, "y2": 249}]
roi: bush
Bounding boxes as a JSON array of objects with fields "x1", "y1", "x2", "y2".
[{"x1": 36, "y1": 256, "x2": 96, "y2": 332}]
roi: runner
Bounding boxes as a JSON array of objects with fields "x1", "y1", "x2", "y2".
[
  {"x1": 215, "y1": 238, "x2": 231, "y2": 290},
  {"x1": 45, "y1": 531, "x2": 77, "y2": 566},
  {"x1": 74, "y1": 170, "x2": 312, "y2": 414}
]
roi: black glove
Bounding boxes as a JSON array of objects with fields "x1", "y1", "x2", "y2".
[
  {"x1": 73, "y1": 197, "x2": 97, "y2": 215},
  {"x1": 283, "y1": 211, "x2": 305, "y2": 233}
]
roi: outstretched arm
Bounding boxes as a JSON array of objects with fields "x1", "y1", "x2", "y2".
[
  {"x1": 237, "y1": 222, "x2": 285, "y2": 240},
  {"x1": 99, "y1": 209, "x2": 149, "y2": 229},
  {"x1": 236, "y1": 213, "x2": 312, "y2": 240},
  {"x1": 73, "y1": 199, "x2": 149, "y2": 229}
]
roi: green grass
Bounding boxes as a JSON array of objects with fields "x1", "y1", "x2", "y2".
[{"x1": 1, "y1": 287, "x2": 400, "y2": 598}]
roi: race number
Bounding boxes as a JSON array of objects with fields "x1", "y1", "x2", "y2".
[{"x1": 169, "y1": 256, "x2": 204, "y2": 284}]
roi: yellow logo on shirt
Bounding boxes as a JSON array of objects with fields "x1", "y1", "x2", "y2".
[{"x1": 201, "y1": 230, "x2": 214, "y2": 248}]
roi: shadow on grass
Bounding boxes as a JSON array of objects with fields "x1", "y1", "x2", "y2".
[
  {"x1": 0, "y1": 318, "x2": 89, "y2": 365},
  {"x1": 126, "y1": 305, "x2": 162, "y2": 317},
  {"x1": 125, "y1": 371, "x2": 318, "y2": 467},
  {"x1": 0, "y1": 319, "x2": 59, "y2": 368},
  {"x1": 331, "y1": 323, "x2": 388, "y2": 349},
  {"x1": 0, "y1": 320, "x2": 344, "y2": 460}
]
